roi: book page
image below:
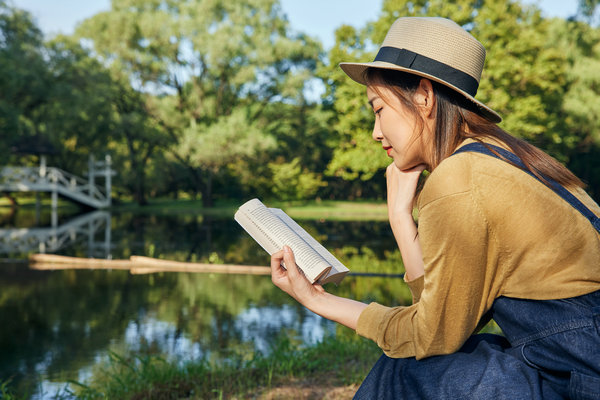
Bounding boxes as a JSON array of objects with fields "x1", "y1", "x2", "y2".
[
  {"x1": 269, "y1": 208, "x2": 349, "y2": 278},
  {"x1": 234, "y1": 208, "x2": 280, "y2": 255},
  {"x1": 235, "y1": 199, "x2": 331, "y2": 283}
]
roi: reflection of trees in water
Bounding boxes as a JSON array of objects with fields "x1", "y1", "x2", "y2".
[
  {"x1": 0, "y1": 264, "x2": 329, "y2": 396},
  {"x1": 100, "y1": 211, "x2": 398, "y2": 266},
  {"x1": 0, "y1": 213, "x2": 410, "y2": 396},
  {"x1": 0, "y1": 265, "x2": 152, "y2": 393}
]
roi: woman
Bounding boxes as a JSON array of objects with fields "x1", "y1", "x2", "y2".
[{"x1": 270, "y1": 17, "x2": 600, "y2": 399}]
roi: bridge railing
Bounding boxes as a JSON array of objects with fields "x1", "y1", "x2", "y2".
[
  {"x1": 0, "y1": 155, "x2": 113, "y2": 209},
  {"x1": 47, "y1": 167, "x2": 108, "y2": 203}
]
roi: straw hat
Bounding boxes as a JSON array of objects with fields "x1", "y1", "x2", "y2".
[{"x1": 339, "y1": 17, "x2": 501, "y2": 123}]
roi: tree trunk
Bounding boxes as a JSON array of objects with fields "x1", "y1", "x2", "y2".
[
  {"x1": 201, "y1": 171, "x2": 213, "y2": 208},
  {"x1": 135, "y1": 172, "x2": 148, "y2": 205}
]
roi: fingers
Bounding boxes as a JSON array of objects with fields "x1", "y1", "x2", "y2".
[
  {"x1": 282, "y1": 245, "x2": 300, "y2": 278},
  {"x1": 271, "y1": 249, "x2": 284, "y2": 270},
  {"x1": 270, "y1": 249, "x2": 286, "y2": 281},
  {"x1": 405, "y1": 163, "x2": 426, "y2": 174},
  {"x1": 270, "y1": 246, "x2": 300, "y2": 278}
]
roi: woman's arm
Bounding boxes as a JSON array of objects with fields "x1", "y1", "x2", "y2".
[
  {"x1": 270, "y1": 246, "x2": 367, "y2": 330},
  {"x1": 268, "y1": 164, "x2": 424, "y2": 330},
  {"x1": 386, "y1": 163, "x2": 425, "y2": 281}
]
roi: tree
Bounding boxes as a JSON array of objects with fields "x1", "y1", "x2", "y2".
[
  {"x1": 318, "y1": 24, "x2": 389, "y2": 199},
  {"x1": 578, "y1": 0, "x2": 600, "y2": 22},
  {"x1": 77, "y1": 0, "x2": 321, "y2": 206},
  {"x1": 547, "y1": 18, "x2": 600, "y2": 199},
  {"x1": 0, "y1": 2, "x2": 49, "y2": 163},
  {"x1": 37, "y1": 36, "x2": 119, "y2": 172},
  {"x1": 110, "y1": 84, "x2": 169, "y2": 205}
]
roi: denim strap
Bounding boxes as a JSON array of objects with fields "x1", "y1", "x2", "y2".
[{"x1": 452, "y1": 142, "x2": 600, "y2": 234}]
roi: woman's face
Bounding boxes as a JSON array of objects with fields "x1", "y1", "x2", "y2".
[{"x1": 367, "y1": 83, "x2": 429, "y2": 171}]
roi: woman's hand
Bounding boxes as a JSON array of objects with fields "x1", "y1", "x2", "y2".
[
  {"x1": 386, "y1": 163, "x2": 426, "y2": 219},
  {"x1": 386, "y1": 163, "x2": 426, "y2": 281},
  {"x1": 270, "y1": 245, "x2": 325, "y2": 308},
  {"x1": 270, "y1": 246, "x2": 368, "y2": 330}
]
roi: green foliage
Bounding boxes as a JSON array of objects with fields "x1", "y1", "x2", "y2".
[
  {"x1": 0, "y1": 2, "x2": 161, "y2": 204},
  {"x1": 76, "y1": 0, "x2": 322, "y2": 206},
  {"x1": 3, "y1": 0, "x2": 600, "y2": 203},
  {"x1": 0, "y1": 378, "x2": 21, "y2": 400},
  {"x1": 37, "y1": 36, "x2": 121, "y2": 171},
  {"x1": 472, "y1": 2, "x2": 570, "y2": 152},
  {"x1": 332, "y1": 246, "x2": 413, "y2": 306},
  {"x1": 0, "y1": 3, "x2": 48, "y2": 161},
  {"x1": 578, "y1": 0, "x2": 600, "y2": 20},
  {"x1": 269, "y1": 157, "x2": 325, "y2": 200},
  {"x1": 319, "y1": 24, "x2": 390, "y2": 189},
  {"x1": 548, "y1": 18, "x2": 600, "y2": 198}
]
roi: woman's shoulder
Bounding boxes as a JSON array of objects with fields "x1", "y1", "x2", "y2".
[
  {"x1": 421, "y1": 140, "x2": 600, "y2": 222},
  {"x1": 418, "y1": 148, "x2": 475, "y2": 209},
  {"x1": 418, "y1": 141, "x2": 530, "y2": 210}
]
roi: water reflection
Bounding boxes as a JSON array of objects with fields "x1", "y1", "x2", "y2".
[
  {"x1": 0, "y1": 208, "x2": 406, "y2": 398},
  {"x1": 123, "y1": 315, "x2": 205, "y2": 361},
  {"x1": 0, "y1": 209, "x2": 111, "y2": 258},
  {"x1": 236, "y1": 304, "x2": 333, "y2": 355}
]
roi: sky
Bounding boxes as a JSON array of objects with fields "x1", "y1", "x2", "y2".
[{"x1": 11, "y1": 0, "x2": 580, "y2": 50}]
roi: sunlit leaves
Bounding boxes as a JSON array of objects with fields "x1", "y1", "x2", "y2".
[{"x1": 76, "y1": 0, "x2": 322, "y2": 205}]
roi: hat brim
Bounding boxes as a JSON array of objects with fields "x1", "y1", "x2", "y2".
[{"x1": 339, "y1": 61, "x2": 501, "y2": 123}]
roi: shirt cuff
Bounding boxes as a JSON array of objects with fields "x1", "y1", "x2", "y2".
[
  {"x1": 404, "y1": 274, "x2": 424, "y2": 304},
  {"x1": 355, "y1": 302, "x2": 393, "y2": 341}
]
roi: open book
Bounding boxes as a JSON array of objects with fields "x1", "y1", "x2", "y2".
[{"x1": 234, "y1": 198, "x2": 349, "y2": 285}]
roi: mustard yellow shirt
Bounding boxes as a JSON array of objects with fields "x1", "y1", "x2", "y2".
[{"x1": 356, "y1": 141, "x2": 600, "y2": 360}]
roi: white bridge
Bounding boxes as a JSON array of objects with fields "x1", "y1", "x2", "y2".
[
  {"x1": 0, "y1": 210, "x2": 112, "y2": 257},
  {"x1": 0, "y1": 155, "x2": 113, "y2": 209}
]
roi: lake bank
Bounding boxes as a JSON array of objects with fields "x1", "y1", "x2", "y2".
[
  {"x1": 0, "y1": 197, "x2": 389, "y2": 221},
  {"x1": 1, "y1": 336, "x2": 380, "y2": 399},
  {"x1": 76, "y1": 335, "x2": 380, "y2": 399}
]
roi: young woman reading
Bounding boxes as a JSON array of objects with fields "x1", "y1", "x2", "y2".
[{"x1": 270, "y1": 17, "x2": 600, "y2": 399}]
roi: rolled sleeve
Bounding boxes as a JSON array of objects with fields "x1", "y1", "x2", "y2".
[
  {"x1": 404, "y1": 274, "x2": 424, "y2": 304},
  {"x1": 355, "y1": 155, "x2": 504, "y2": 359}
]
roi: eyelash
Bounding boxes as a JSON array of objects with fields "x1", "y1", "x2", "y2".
[{"x1": 374, "y1": 107, "x2": 382, "y2": 116}]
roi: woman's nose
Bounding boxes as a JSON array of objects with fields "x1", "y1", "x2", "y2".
[{"x1": 372, "y1": 120, "x2": 383, "y2": 141}]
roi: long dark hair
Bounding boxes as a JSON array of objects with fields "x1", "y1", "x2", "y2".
[{"x1": 365, "y1": 68, "x2": 584, "y2": 189}]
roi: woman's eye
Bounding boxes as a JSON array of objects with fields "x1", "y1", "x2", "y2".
[{"x1": 374, "y1": 108, "x2": 382, "y2": 116}]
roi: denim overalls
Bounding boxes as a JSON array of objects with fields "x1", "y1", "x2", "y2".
[{"x1": 354, "y1": 144, "x2": 600, "y2": 399}]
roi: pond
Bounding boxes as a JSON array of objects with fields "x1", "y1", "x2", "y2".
[{"x1": 0, "y1": 206, "x2": 411, "y2": 399}]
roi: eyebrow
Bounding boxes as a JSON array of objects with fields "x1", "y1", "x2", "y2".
[{"x1": 368, "y1": 97, "x2": 377, "y2": 108}]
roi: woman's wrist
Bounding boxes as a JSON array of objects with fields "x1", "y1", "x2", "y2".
[{"x1": 302, "y1": 286, "x2": 328, "y2": 311}]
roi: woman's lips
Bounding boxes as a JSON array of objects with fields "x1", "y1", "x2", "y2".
[{"x1": 383, "y1": 146, "x2": 392, "y2": 157}]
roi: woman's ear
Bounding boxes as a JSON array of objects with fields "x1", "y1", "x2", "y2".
[{"x1": 415, "y1": 78, "x2": 435, "y2": 118}]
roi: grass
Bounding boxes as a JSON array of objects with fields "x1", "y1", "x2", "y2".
[
  {"x1": 1, "y1": 192, "x2": 389, "y2": 221},
  {"x1": 0, "y1": 379, "x2": 19, "y2": 400},
  {"x1": 63, "y1": 335, "x2": 380, "y2": 400},
  {"x1": 107, "y1": 198, "x2": 389, "y2": 221},
  {"x1": 0, "y1": 195, "x2": 79, "y2": 211}
]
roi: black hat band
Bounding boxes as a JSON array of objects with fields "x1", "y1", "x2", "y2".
[{"x1": 374, "y1": 47, "x2": 479, "y2": 97}]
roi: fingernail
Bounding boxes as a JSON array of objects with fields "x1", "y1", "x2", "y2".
[{"x1": 284, "y1": 245, "x2": 290, "y2": 253}]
